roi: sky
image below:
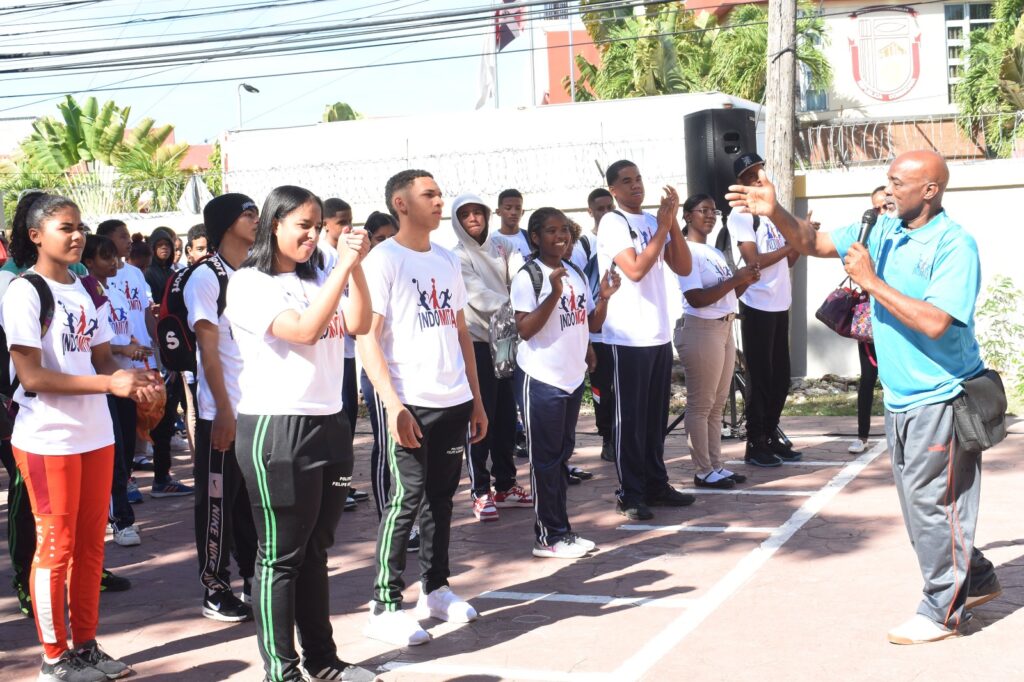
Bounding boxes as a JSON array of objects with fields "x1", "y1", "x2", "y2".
[{"x1": 1, "y1": 0, "x2": 546, "y2": 144}]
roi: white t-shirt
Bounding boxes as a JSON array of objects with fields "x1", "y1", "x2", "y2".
[
  {"x1": 184, "y1": 255, "x2": 242, "y2": 421},
  {"x1": 0, "y1": 273, "x2": 114, "y2": 455},
  {"x1": 729, "y1": 212, "x2": 792, "y2": 312},
  {"x1": 362, "y1": 239, "x2": 473, "y2": 409},
  {"x1": 501, "y1": 229, "x2": 532, "y2": 259},
  {"x1": 511, "y1": 261, "x2": 594, "y2": 392},
  {"x1": 103, "y1": 283, "x2": 134, "y2": 370},
  {"x1": 227, "y1": 267, "x2": 348, "y2": 416},
  {"x1": 315, "y1": 242, "x2": 356, "y2": 359},
  {"x1": 678, "y1": 242, "x2": 738, "y2": 320},
  {"x1": 596, "y1": 210, "x2": 672, "y2": 347},
  {"x1": 568, "y1": 233, "x2": 603, "y2": 344},
  {"x1": 108, "y1": 262, "x2": 153, "y2": 368}
]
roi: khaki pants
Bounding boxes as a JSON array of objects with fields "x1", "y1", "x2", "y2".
[{"x1": 676, "y1": 315, "x2": 736, "y2": 475}]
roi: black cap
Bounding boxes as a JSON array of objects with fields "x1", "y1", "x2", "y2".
[
  {"x1": 733, "y1": 152, "x2": 765, "y2": 178},
  {"x1": 203, "y1": 193, "x2": 257, "y2": 248}
]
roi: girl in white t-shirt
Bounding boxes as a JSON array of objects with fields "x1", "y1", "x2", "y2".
[
  {"x1": 1, "y1": 192, "x2": 163, "y2": 682},
  {"x1": 225, "y1": 185, "x2": 374, "y2": 682},
  {"x1": 510, "y1": 207, "x2": 620, "y2": 559},
  {"x1": 676, "y1": 194, "x2": 759, "y2": 489}
]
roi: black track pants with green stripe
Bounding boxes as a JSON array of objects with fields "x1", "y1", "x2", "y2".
[
  {"x1": 372, "y1": 400, "x2": 473, "y2": 612},
  {"x1": 236, "y1": 412, "x2": 353, "y2": 682},
  {"x1": 2, "y1": 439, "x2": 34, "y2": 587}
]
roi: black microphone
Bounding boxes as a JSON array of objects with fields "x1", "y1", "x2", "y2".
[{"x1": 857, "y1": 208, "x2": 878, "y2": 245}]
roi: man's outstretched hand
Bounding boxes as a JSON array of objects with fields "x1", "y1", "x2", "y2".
[{"x1": 725, "y1": 168, "x2": 778, "y2": 217}]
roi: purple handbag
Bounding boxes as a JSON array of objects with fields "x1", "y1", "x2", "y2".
[
  {"x1": 848, "y1": 297, "x2": 873, "y2": 342},
  {"x1": 815, "y1": 277, "x2": 871, "y2": 341}
]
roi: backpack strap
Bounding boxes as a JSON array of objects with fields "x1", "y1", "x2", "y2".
[
  {"x1": 77, "y1": 274, "x2": 109, "y2": 312},
  {"x1": 14, "y1": 273, "x2": 56, "y2": 398},
  {"x1": 611, "y1": 209, "x2": 639, "y2": 241},
  {"x1": 202, "y1": 255, "x2": 230, "y2": 318},
  {"x1": 753, "y1": 215, "x2": 761, "y2": 231},
  {"x1": 519, "y1": 258, "x2": 587, "y2": 301},
  {"x1": 580, "y1": 234, "x2": 592, "y2": 261},
  {"x1": 563, "y1": 259, "x2": 586, "y2": 283}
]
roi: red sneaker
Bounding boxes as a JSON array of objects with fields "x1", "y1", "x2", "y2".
[
  {"x1": 492, "y1": 485, "x2": 533, "y2": 508},
  {"x1": 472, "y1": 494, "x2": 499, "y2": 522}
]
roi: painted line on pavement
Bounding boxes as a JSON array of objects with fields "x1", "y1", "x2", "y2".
[
  {"x1": 618, "y1": 524, "x2": 777, "y2": 534},
  {"x1": 379, "y1": 661, "x2": 610, "y2": 681},
  {"x1": 478, "y1": 590, "x2": 695, "y2": 609},
  {"x1": 675, "y1": 488, "x2": 815, "y2": 497},
  {"x1": 614, "y1": 440, "x2": 888, "y2": 681},
  {"x1": 724, "y1": 459, "x2": 847, "y2": 467}
]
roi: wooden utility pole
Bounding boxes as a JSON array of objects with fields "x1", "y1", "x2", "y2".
[{"x1": 765, "y1": 0, "x2": 797, "y2": 212}]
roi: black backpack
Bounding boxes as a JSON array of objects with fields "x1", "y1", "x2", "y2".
[
  {"x1": 520, "y1": 257, "x2": 587, "y2": 300},
  {"x1": 157, "y1": 255, "x2": 229, "y2": 373}
]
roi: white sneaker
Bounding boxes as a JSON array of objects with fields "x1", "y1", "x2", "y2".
[
  {"x1": 364, "y1": 608, "x2": 431, "y2": 646},
  {"x1": 414, "y1": 585, "x2": 478, "y2": 623},
  {"x1": 848, "y1": 439, "x2": 867, "y2": 454},
  {"x1": 533, "y1": 539, "x2": 588, "y2": 559},
  {"x1": 887, "y1": 614, "x2": 960, "y2": 645},
  {"x1": 112, "y1": 524, "x2": 141, "y2": 547},
  {"x1": 568, "y1": 534, "x2": 596, "y2": 552}
]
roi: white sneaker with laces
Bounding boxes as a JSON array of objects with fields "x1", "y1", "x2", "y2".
[
  {"x1": 887, "y1": 614, "x2": 959, "y2": 645},
  {"x1": 414, "y1": 585, "x2": 478, "y2": 623},
  {"x1": 112, "y1": 524, "x2": 141, "y2": 547},
  {"x1": 533, "y1": 539, "x2": 588, "y2": 559},
  {"x1": 848, "y1": 439, "x2": 867, "y2": 454},
  {"x1": 364, "y1": 608, "x2": 431, "y2": 646},
  {"x1": 568, "y1": 534, "x2": 596, "y2": 552}
]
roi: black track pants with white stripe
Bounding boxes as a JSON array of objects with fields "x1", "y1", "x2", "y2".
[
  {"x1": 514, "y1": 368, "x2": 584, "y2": 545},
  {"x1": 236, "y1": 412, "x2": 353, "y2": 682},
  {"x1": 466, "y1": 341, "x2": 518, "y2": 497},
  {"x1": 611, "y1": 342, "x2": 673, "y2": 505},
  {"x1": 371, "y1": 400, "x2": 472, "y2": 612},
  {"x1": 1, "y1": 440, "x2": 34, "y2": 585},
  {"x1": 194, "y1": 418, "x2": 257, "y2": 594},
  {"x1": 361, "y1": 370, "x2": 391, "y2": 520}
]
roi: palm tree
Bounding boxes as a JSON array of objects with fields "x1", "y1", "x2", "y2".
[{"x1": 322, "y1": 102, "x2": 362, "y2": 122}]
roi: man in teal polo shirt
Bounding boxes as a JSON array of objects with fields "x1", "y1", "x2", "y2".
[{"x1": 725, "y1": 150, "x2": 1000, "y2": 644}]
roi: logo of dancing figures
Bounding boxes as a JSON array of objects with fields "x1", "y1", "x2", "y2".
[
  {"x1": 108, "y1": 305, "x2": 130, "y2": 337},
  {"x1": 558, "y1": 282, "x2": 587, "y2": 331},
  {"x1": 122, "y1": 280, "x2": 144, "y2": 311},
  {"x1": 412, "y1": 277, "x2": 457, "y2": 330},
  {"x1": 59, "y1": 302, "x2": 98, "y2": 354}
]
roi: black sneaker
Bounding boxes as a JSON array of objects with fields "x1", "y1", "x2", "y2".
[
  {"x1": 39, "y1": 651, "x2": 107, "y2": 682},
  {"x1": 514, "y1": 432, "x2": 528, "y2": 459},
  {"x1": 693, "y1": 473, "x2": 735, "y2": 490},
  {"x1": 344, "y1": 496, "x2": 357, "y2": 511},
  {"x1": 615, "y1": 500, "x2": 654, "y2": 520},
  {"x1": 99, "y1": 569, "x2": 131, "y2": 592},
  {"x1": 600, "y1": 440, "x2": 615, "y2": 462},
  {"x1": 75, "y1": 640, "x2": 132, "y2": 679},
  {"x1": 304, "y1": 657, "x2": 377, "y2": 682},
  {"x1": 13, "y1": 578, "x2": 32, "y2": 618},
  {"x1": 767, "y1": 436, "x2": 802, "y2": 462},
  {"x1": 646, "y1": 487, "x2": 696, "y2": 507},
  {"x1": 350, "y1": 488, "x2": 369, "y2": 502},
  {"x1": 716, "y1": 468, "x2": 748, "y2": 484},
  {"x1": 745, "y1": 439, "x2": 783, "y2": 468},
  {"x1": 568, "y1": 466, "x2": 593, "y2": 481},
  {"x1": 203, "y1": 589, "x2": 253, "y2": 623},
  {"x1": 966, "y1": 577, "x2": 1003, "y2": 610},
  {"x1": 240, "y1": 577, "x2": 253, "y2": 605},
  {"x1": 408, "y1": 526, "x2": 421, "y2": 553}
]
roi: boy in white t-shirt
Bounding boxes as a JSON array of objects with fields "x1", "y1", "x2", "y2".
[
  {"x1": 359, "y1": 170, "x2": 488, "y2": 648},
  {"x1": 726, "y1": 153, "x2": 802, "y2": 467},
  {"x1": 185, "y1": 193, "x2": 260, "y2": 623},
  {"x1": 596, "y1": 160, "x2": 695, "y2": 521},
  {"x1": 495, "y1": 188, "x2": 531, "y2": 259}
]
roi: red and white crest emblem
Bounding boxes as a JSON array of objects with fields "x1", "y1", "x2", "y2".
[{"x1": 848, "y1": 7, "x2": 922, "y2": 101}]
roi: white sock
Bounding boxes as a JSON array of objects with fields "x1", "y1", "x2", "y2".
[
  {"x1": 699, "y1": 470, "x2": 729, "y2": 484},
  {"x1": 715, "y1": 468, "x2": 736, "y2": 478}
]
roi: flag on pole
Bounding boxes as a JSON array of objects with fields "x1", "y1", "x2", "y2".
[
  {"x1": 476, "y1": 34, "x2": 497, "y2": 109},
  {"x1": 496, "y1": 0, "x2": 524, "y2": 51}
]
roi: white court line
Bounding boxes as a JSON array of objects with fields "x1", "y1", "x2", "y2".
[
  {"x1": 478, "y1": 590, "x2": 695, "y2": 609},
  {"x1": 724, "y1": 459, "x2": 847, "y2": 467},
  {"x1": 618, "y1": 524, "x2": 777, "y2": 534},
  {"x1": 614, "y1": 440, "x2": 888, "y2": 681},
  {"x1": 379, "y1": 661, "x2": 609, "y2": 681},
  {"x1": 675, "y1": 488, "x2": 814, "y2": 497}
]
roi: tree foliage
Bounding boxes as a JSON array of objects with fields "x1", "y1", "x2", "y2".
[
  {"x1": 568, "y1": 1, "x2": 831, "y2": 104},
  {"x1": 954, "y1": 0, "x2": 1024, "y2": 157},
  {"x1": 322, "y1": 102, "x2": 362, "y2": 122}
]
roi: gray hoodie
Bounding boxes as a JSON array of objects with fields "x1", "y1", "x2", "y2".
[{"x1": 450, "y1": 193, "x2": 516, "y2": 343}]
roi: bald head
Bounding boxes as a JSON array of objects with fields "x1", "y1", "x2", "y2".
[{"x1": 886, "y1": 150, "x2": 949, "y2": 226}]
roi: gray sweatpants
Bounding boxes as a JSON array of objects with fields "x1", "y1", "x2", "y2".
[{"x1": 886, "y1": 399, "x2": 997, "y2": 629}]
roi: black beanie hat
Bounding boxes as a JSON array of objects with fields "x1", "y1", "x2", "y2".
[{"x1": 203, "y1": 193, "x2": 257, "y2": 249}]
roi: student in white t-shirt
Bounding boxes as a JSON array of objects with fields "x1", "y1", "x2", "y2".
[
  {"x1": 726, "y1": 152, "x2": 803, "y2": 467},
  {"x1": 494, "y1": 188, "x2": 531, "y2": 258},
  {"x1": 675, "y1": 194, "x2": 760, "y2": 490},
  {"x1": 226, "y1": 185, "x2": 374, "y2": 682},
  {"x1": 1, "y1": 192, "x2": 163, "y2": 682},
  {"x1": 596, "y1": 160, "x2": 694, "y2": 521},
  {"x1": 511, "y1": 208, "x2": 621, "y2": 559},
  {"x1": 185, "y1": 193, "x2": 260, "y2": 624},
  {"x1": 359, "y1": 169, "x2": 487, "y2": 648}
]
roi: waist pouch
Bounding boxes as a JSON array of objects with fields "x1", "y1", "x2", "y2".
[{"x1": 952, "y1": 369, "x2": 1008, "y2": 453}]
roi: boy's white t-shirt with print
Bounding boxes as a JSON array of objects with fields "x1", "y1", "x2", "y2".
[
  {"x1": 510, "y1": 261, "x2": 594, "y2": 393},
  {"x1": 184, "y1": 255, "x2": 243, "y2": 421},
  {"x1": 227, "y1": 267, "x2": 348, "y2": 416},
  {"x1": 503, "y1": 230, "x2": 532, "y2": 260},
  {"x1": 108, "y1": 262, "x2": 153, "y2": 368},
  {"x1": 678, "y1": 242, "x2": 739, "y2": 320},
  {"x1": 728, "y1": 211, "x2": 792, "y2": 312},
  {"x1": 0, "y1": 274, "x2": 115, "y2": 455},
  {"x1": 103, "y1": 283, "x2": 134, "y2": 370},
  {"x1": 362, "y1": 239, "x2": 473, "y2": 409},
  {"x1": 596, "y1": 210, "x2": 672, "y2": 347}
]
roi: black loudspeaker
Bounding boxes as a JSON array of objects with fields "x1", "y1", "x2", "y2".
[{"x1": 683, "y1": 108, "x2": 757, "y2": 213}]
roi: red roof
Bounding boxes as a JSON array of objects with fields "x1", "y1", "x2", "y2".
[{"x1": 179, "y1": 144, "x2": 213, "y2": 171}]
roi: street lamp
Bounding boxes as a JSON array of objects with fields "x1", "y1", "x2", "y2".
[{"x1": 236, "y1": 82, "x2": 260, "y2": 129}]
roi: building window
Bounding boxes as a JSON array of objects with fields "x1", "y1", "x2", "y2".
[
  {"x1": 543, "y1": 2, "x2": 570, "y2": 21},
  {"x1": 945, "y1": 2, "x2": 996, "y2": 103}
]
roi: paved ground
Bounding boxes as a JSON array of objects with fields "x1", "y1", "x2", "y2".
[{"x1": 1, "y1": 415, "x2": 1022, "y2": 681}]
